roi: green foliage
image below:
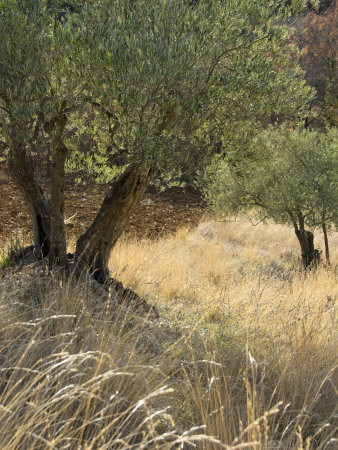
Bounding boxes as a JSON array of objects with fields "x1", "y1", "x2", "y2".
[
  {"x1": 64, "y1": 108, "x2": 125, "y2": 183},
  {"x1": 0, "y1": 231, "x2": 25, "y2": 270},
  {"x1": 205, "y1": 127, "x2": 338, "y2": 231},
  {"x1": 0, "y1": 0, "x2": 313, "y2": 180}
]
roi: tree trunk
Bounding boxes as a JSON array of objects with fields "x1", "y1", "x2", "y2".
[
  {"x1": 294, "y1": 225, "x2": 320, "y2": 269},
  {"x1": 75, "y1": 164, "x2": 154, "y2": 283},
  {"x1": 48, "y1": 115, "x2": 69, "y2": 265},
  {"x1": 322, "y1": 220, "x2": 330, "y2": 264},
  {"x1": 8, "y1": 142, "x2": 51, "y2": 255}
]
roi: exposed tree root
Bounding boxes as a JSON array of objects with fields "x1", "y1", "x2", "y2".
[{"x1": 2, "y1": 249, "x2": 159, "y2": 320}]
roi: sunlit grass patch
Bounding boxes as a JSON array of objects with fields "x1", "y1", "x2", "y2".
[
  {"x1": 108, "y1": 219, "x2": 337, "y2": 447},
  {"x1": 0, "y1": 219, "x2": 337, "y2": 448}
]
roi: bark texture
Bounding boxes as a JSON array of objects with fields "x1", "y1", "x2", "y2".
[
  {"x1": 46, "y1": 114, "x2": 69, "y2": 264},
  {"x1": 8, "y1": 142, "x2": 51, "y2": 255},
  {"x1": 294, "y1": 225, "x2": 320, "y2": 268},
  {"x1": 322, "y1": 220, "x2": 330, "y2": 263},
  {"x1": 75, "y1": 164, "x2": 154, "y2": 282}
]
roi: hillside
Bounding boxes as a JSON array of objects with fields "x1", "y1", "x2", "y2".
[{"x1": 0, "y1": 179, "x2": 206, "y2": 247}]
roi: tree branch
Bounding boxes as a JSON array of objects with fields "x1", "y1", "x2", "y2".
[
  {"x1": 0, "y1": 104, "x2": 10, "y2": 115},
  {"x1": 205, "y1": 35, "x2": 270, "y2": 84}
]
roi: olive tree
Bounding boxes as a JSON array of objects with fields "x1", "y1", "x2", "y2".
[
  {"x1": 0, "y1": 0, "x2": 313, "y2": 283},
  {"x1": 204, "y1": 127, "x2": 338, "y2": 267}
]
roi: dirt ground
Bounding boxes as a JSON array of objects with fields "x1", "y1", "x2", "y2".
[{"x1": 0, "y1": 179, "x2": 208, "y2": 247}]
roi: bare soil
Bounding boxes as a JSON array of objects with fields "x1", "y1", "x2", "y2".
[{"x1": 0, "y1": 179, "x2": 208, "y2": 246}]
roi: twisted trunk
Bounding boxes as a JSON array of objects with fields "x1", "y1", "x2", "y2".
[
  {"x1": 8, "y1": 142, "x2": 51, "y2": 255},
  {"x1": 75, "y1": 164, "x2": 154, "y2": 283},
  {"x1": 7, "y1": 150, "x2": 157, "y2": 315},
  {"x1": 47, "y1": 113, "x2": 69, "y2": 265},
  {"x1": 294, "y1": 219, "x2": 320, "y2": 269}
]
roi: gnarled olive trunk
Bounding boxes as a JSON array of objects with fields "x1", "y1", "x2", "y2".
[
  {"x1": 294, "y1": 225, "x2": 320, "y2": 269},
  {"x1": 75, "y1": 164, "x2": 154, "y2": 283},
  {"x1": 46, "y1": 114, "x2": 69, "y2": 265},
  {"x1": 8, "y1": 142, "x2": 51, "y2": 255}
]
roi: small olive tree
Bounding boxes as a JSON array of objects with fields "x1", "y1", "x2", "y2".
[
  {"x1": 204, "y1": 127, "x2": 338, "y2": 267},
  {"x1": 0, "y1": 0, "x2": 313, "y2": 282}
]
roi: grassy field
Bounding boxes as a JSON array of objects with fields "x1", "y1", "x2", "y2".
[{"x1": 0, "y1": 219, "x2": 337, "y2": 448}]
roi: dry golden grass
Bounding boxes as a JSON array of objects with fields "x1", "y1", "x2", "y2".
[
  {"x1": 0, "y1": 271, "x2": 204, "y2": 449},
  {"x1": 111, "y1": 220, "x2": 337, "y2": 338},
  {"x1": 109, "y1": 219, "x2": 337, "y2": 448},
  {"x1": 0, "y1": 218, "x2": 337, "y2": 448}
]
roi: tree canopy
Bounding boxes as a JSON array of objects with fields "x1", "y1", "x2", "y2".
[
  {"x1": 1, "y1": 0, "x2": 313, "y2": 169},
  {"x1": 204, "y1": 126, "x2": 338, "y2": 266},
  {"x1": 0, "y1": 0, "x2": 316, "y2": 278}
]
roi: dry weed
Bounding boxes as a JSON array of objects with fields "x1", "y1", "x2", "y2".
[
  {"x1": 109, "y1": 219, "x2": 337, "y2": 448},
  {"x1": 0, "y1": 219, "x2": 336, "y2": 448}
]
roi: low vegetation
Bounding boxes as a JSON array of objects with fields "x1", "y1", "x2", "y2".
[{"x1": 1, "y1": 220, "x2": 336, "y2": 448}]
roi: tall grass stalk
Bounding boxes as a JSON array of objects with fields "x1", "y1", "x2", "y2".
[{"x1": 0, "y1": 219, "x2": 336, "y2": 448}]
